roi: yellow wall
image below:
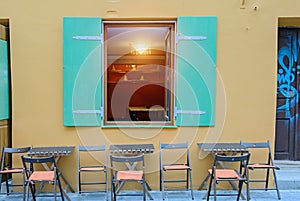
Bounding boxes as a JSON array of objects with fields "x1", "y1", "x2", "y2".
[{"x1": 0, "y1": 0, "x2": 299, "y2": 190}]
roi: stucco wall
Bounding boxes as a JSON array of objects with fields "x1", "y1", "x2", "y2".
[{"x1": 1, "y1": 0, "x2": 299, "y2": 190}]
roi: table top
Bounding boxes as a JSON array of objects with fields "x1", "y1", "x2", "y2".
[
  {"x1": 27, "y1": 146, "x2": 75, "y2": 156},
  {"x1": 128, "y1": 106, "x2": 165, "y2": 112},
  {"x1": 197, "y1": 143, "x2": 248, "y2": 153},
  {"x1": 110, "y1": 144, "x2": 154, "y2": 154}
]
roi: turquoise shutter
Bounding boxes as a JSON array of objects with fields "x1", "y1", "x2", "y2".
[
  {"x1": 63, "y1": 17, "x2": 102, "y2": 126},
  {"x1": 0, "y1": 39, "x2": 9, "y2": 120},
  {"x1": 176, "y1": 16, "x2": 217, "y2": 126}
]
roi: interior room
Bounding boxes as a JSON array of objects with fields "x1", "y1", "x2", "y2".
[{"x1": 105, "y1": 22, "x2": 174, "y2": 123}]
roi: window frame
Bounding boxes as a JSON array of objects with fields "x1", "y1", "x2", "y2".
[{"x1": 102, "y1": 20, "x2": 176, "y2": 127}]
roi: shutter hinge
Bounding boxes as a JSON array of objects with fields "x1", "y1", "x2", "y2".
[
  {"x1": 73, "y1": 109, "x2": 101, "y2": 114},
  {"x1": 73, "y1": 107, "x2": 104, "y2": 119},
  {"x1": 176, "y1": 34, "x2": 207, "y2": 44},
  {"x1": 72, "y1": 34, "x2": 103, "y2": 43},
  {"x1": 174, "y1": 107, "x2": 205, "y2": 118}
]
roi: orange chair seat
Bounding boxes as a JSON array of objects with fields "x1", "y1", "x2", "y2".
[
  {"x1": 164, "y1": 164, "x2": 190, "y2": 170},
  {"x1": 116, "y1": 170, "x2": 143, "y2": 181},
  {"x1": 209, "y1": 169, "x2": 240, "y2": 179},
  {"x1": 80, "y1": 166, "x2": 105, "y2": 171},
  {"x1": 29, "y1": 171, "x2": 55, "y2": 181},
  {"x1": 0, "y1": 168, "x2": 23, "y2": 174},
  {"x1": 248, "y1": 163, "x2": 277, "y2": 169}
]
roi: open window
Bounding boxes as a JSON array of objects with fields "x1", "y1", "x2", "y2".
[
  {"x1": 63, "y1": 17, "x2": 217, "y2": 127},
  {"x1": 104, "y1": 22, "x2": 175, "y2": 126}
]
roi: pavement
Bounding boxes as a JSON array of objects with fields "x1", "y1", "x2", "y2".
[
  {"x1": 0, "y1": 189, "x2": 299, "y2": 201},
  {"x1": 0, "y1": 160, "x2": 299, "y2": 200}
]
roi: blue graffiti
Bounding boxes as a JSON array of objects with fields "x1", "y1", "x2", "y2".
[{"x1": 277, "y1": 35, "x2": 299, "y2": 114}]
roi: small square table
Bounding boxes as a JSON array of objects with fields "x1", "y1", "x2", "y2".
[{"x1": 110, "y1": 143, "x2": 155, "y2": 155}]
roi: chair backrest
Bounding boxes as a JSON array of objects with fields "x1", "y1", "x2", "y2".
[
  {"x1": 21, "y1": 155, "x2": 57, "y2": 176},
  {"x1": 240, "y1": 140, "x2": 273, "y2": 164},
  {"x1": 1, "y1": 146, "x2": 31, "y2": 170},
  {"x1": 159, "y1": 142, "x2": 190, "y2": 166},
  {"x1": 78, "y1": 145, "x2": 107, "y2": 167},
  {"x1": 214, "y1": 153, "x2": 250, "y2": 166},
  {"x1": 110, "y1": 154, "x2": 144, "y2": 172},
  {"x1": 213, "y1": 153, "x2": 251, "y2": 176},
  {"x1": 21, "y1": 155, "x2": 56, "y2": 165}
]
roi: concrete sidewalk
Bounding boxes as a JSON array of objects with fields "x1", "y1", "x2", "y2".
[
  {"x1": 276, "y1": 160, "x2": 300, "y2": 190},
  {"x1": 0, "y1": 189, "x2": 299, "y2": 201}
]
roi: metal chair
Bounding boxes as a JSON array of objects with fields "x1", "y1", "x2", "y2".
[
  {"x1": 110, "y1": 154, "x2": 146, "y2": 201},
  {"x1": 207, "y1": 153, "x2": 251, "y2": 201},
  {"x1": 21, "y1": 155, "x2": 64, "y2": 201},
  {"x1": 159, "y1": 142, "x2": 194, "y2": 200},
  {"x1": 240, "y1": 140, "x2": 281, "y2": 200},
  {"x1": 77, "y1": 145, "x2": 108, "y2": 199},
  {"x1": 0, "y1": 146, "x2": 31, "y2": 195}
]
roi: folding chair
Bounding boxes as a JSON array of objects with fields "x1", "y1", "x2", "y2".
[
  {"x1": 21, "y1": 155, "x2": 64, "y2": 201},
  {"x1": 159, "y1": 142, "x2": 194, "y2": 200},
  {"x1": 207, "y1": 153, "x2": 250, "y2": 201},
  {"x1": 77, "y1": 145, "x2": 108, "y2": 199},
  {"x1": 0, "y1": 146, "x2": 31, "y2": 195},
  {"x1": 240, "y1": 140, "x2": 281, "y2": 200},
  {"x1": 110, "y1": 154, "x2": 146, "y2": 201}
]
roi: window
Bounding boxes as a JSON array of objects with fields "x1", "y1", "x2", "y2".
[
  {"x1": 63, "y1": 16, "x2": 217, "y2": 127},
  {"x1": 104, "y1": 22, "x2": 175, "y2": 126}
]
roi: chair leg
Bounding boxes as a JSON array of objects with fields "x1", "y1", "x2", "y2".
[
  {"x1": 105, "y1": 171, "x2": 109, "y2": 201},
  {"x1": 110, "y1": 182, "x2": 113, "y2": 201},
  {"x1": 213, "y1": 177, "x2": 217, "y2": 201},
  {"x1": 189, "y1": 169, "x2": 194, "y2": 200},
  {"x1": 246, "y1": 180, "x2": 250, "y2": 201},
  {"x1": 23, "y1": 181, "x2": 26, "y2": 201},
  {"x1": 159, "y1": 169, "x2": 162, "y2": 191},
  {"x1": 143, "y1": 179, "x2": 146, "y2": 201},
  {"x1": 237, "y1": 180, "x2": 243, "y2": 201},
  {"x1": 29, "y1": 180, "x2": 36, "y2": 196},
  {"x1": 111, "y1": 180, "x2": 116, "y2": 201},
  {"x1": 78, "y1": 171, "x2": 81, "y2": 194},
  {"x1": 246, "y1": 169, "x2": 250, "y2": 201},
  {"x1": 57, "y1": 177, "x2": 65, "y2": 201},
  {"x1": 0, "y1": 174, "x2": 2, "y2": 193},
  {"x1": 27, "y1": 182, "x2": 36, "y2": 201},
  {"x1": 161, "y1": 171, "x2": 165, "y2": 200},
  {"x1": 5, "y1": 174, "x2": 9, "y2": 195},
  {"x1": 186, "y1": 169, "x2": 189, "y2": 189},
  {"x1": 265, "y1": 168, "x2": 270, "y2": 190},
  {"x1": 24, "y1": 183, "x2": 29, "y2": 201},
  {"x1": 54, "y1": 181, "x2": 57, "y2": 201},
  {"x1": 206, "y1": 175, "x2": 213, "y2": 201},
  {"x1": 272, "y1": 169, "x2": 281, "y2": 200}
]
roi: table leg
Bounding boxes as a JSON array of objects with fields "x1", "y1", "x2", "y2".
[{"x1": 198, "y1": 173, "x2": 211, "y2": 199}]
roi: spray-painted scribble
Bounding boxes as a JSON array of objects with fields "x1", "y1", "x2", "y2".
[{"x1": 277, "y1": 31, "x2": 299, "y2": 116}]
